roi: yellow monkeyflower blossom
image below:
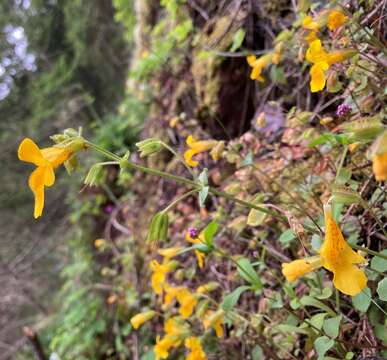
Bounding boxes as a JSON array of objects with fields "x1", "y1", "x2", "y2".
[
  {"x1": 371, "y1": 130, "x2": 387, "y2": 181},
  {"x1": 202, "y1": 310, "x2": 224, "y2": 338},
  {"x1": 185, "y1": 337, "x2": 207, "y2": 360},
  {"x1": 176, "y1": 288, "x2": 198, "y2": 318},
  {"x1": 272, "y1": 42, "x2": 283, "y2": 65},
  {"x1": 164, "y1": 317, "x2": 187, "y2": 337},
  {"x1": 320, "y1": 205, "x2": 367, "y2": 295},
  {"x1": 282, "y1": 204, "x2": 367, "y2": 296},
  {"x1": 150, "y1": 260, "x2": 173, "y2": 295},
  {"x1": 130, "y1": 310, "x2": 156, "y2": 329},
  {"x1": 158, "y1": 247, "x2": 183, "y2": 259},
  {"x1": 186, "y1": 231, "x2": 206, "y2": 269},
  {"x1": 184, "y1": 135, "x2": 218, "y2": 167},
  {"x1": 154, "y1": 335, "x2": 176, "y2": 360},
  {"x1": 372, "y1": 153, "x2": 387, "y2": 181},
  {"x1": 302, "y1": 15, "x2": 320, "y2": 31},
  {"x1": 306, "y1": 39, "x2": 355, "y2": 92},
  {"x1": 18, "y1": 138, "x2": 71, "y2": 218},
  {"x1": 246, "y1": 54, "x2": 272, "y2": 82},
  {"x1": 328, "y1": 10, "x2": 348, "y2": 31},
  {"x1": 163, "y1": 284, "x2": 181, "y2": 307}
]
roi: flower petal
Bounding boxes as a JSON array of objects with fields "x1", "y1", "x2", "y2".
[
  {"x1": 28, "y1": 167, "x2": 46, "y2": 218},
  {"x1": 18, "y1": 138, "x2": 44, "y2": 166},
  {"x1": 332, "y1": 264, "x2": 367, "y2": 296},
  {"x1": 184, "y1": 149, "x2": 199, "y2": 167},
  {"x1": 44, "y1": 165, "x2": 55, "y2": 187}
]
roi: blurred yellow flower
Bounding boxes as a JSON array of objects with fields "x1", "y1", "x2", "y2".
[
  {"x1": 302, "y1": 15, "x2": 320, "y2": 31},
  {"x1": 202, "y1": 310, "x2": 224, "y2": 338},
  {"x1": 18, "y1": 138, "x2": 70, "y2": 218},
  {"x1": 282, "y1": 204, "x2": 367, "y2": 296},
  {"x1": 158, "y1": 247, "x2": 183, "y2": 259},
  {"x1": 130, "y1": 310, "x2": 156, "y2": 329},
  {"x1": 184, "y1": 135, "x2": 218, "y2": 167},
  {"x1": 150, "y1": 260, "x2": 172, "y2": 295},
  {"x1": 185, "y1": 337, "x2": 207, "y2": 360},
  {"x1": 94, "y1": 239, "x2": 105, "y2": 248},
  {"x1": 246, "y1": 54, "x2": 272, "y2": 82},
  {"x1": 154, "y1": 335, "x2": 175, "y2": 360},
  {"x1": 272, "y1": 42, "x2": 283, "y2": 65},
  {"x1": 372, "y1": 153, "x2": 387, "y2": 181},
  {"x1": 328, "y1": 10, "x2": 348, "y2": 31},
  {"x1": 163, "y1": 284, "x2": 181, "y2": 307},
  {"x1": 176, "y1": 288, "x2": 198, "y2": 318},
  {"x1": 186, "y1": 231, "x2": 206, "y2": 268}
]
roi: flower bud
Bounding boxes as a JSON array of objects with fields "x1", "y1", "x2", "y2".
[
  {"x1": 147, "y1": 211, "x2": 169, "y2": 243},
  {"x1": 136, "y1": 138, "x2": 163, "y2": 157},
  {"x1": 340, "y1": 116, "x2": 384, "y2": 141},
  {"x1": 84, "y1": 163, "x2": 103, "y2": 187}
]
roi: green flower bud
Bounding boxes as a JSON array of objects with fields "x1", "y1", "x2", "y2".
[
  {"x1": 84, "y1": 163, "x2": 103, "y2": 187},
  {"x1": 332, "y1": 186, "x2": 361, "y2": 205},
  {"x1": 340, "y1": 116, "x2": 384, "y2": 142},
  {"x1": 147, "y1": 211, "x2": 169, "y2": 243},
  {"x1": 136, "y1": 138, "x2": 163, "y2": 157}
]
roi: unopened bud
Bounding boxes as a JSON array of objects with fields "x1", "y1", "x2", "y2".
[
  {"x1": 340, "y1": 116, "x2": 384, "y2": 141},
  {"x1": 147, "y1": 211, "x2": 169, "y2": 243},
  {"x1": 136, "y1": 138, "x2": 163, "y2": 157}
]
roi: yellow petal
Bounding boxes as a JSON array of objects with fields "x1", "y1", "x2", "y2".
[
  {"x1": 250, "y1": 65, "x2": 262, "y2": 80},
  {"x1": 184, "y1": 149, "x2": 199, "y2": 167},
  {"x1": 43, "y1": 165, "x2": 55, "y2": 187},
  {"x1": 327, "y1": 10, "x2": 348, "y2": 31},
  {"x1": 332, "y1": 264, "x2": 367, "y2": 296},
  {"x1": 246, "y1": 55, "x2": 257, "y2": 66},
  {"x1": 41, "y1": 146, "x2": 70, "y2": 168},
  {"x1": 372, "y1": 153, "x2": 387, "y2": 181},
  {"x1": 130, "y1": 311, "x2": 156, "y2": 329},
  {"x1": 282, "y1": 259, "x2": 315, "y2": 282},
  {"x1": 18, "y1": 138, "x2": 45, "y2": 166},
  {"x1": 320, "y1": 207, "x2": 367, "y2": 295},
  {"x1": 28, "y1": 167, "x2": 46, "y2": 218},
  {"x1": 310, "y1": 64, "x2": 327, "y2": 92}
]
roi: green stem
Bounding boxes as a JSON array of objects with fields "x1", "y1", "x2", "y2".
[
  {"x1": 351, "y1": 244, "x2": 387, "y2": 260},
  {"x1": 335, "y1": 146, "x2": 348, "y2": 184},
  {"x1": 162, "y1": 189, "x2": 198, "y2": 213}
]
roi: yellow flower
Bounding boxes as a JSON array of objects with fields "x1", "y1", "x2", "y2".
[
  {"x1": 302, "y1": 15, "x2": 320, "y2": 31},
  {"x1": 246, "y1": 54, "x2": 272, "y2": 82},
  {"x1": 196, "y1": 282, "x2": 219, "y2": 294},
  {"x1": 328, "y1": 10, "x2": 348, "y2": 31},
  {"x1": 202, "y1": 310, "x2": 224, "y2": 338},
  {"x1": 282, "y1": 204, "x2": 367, "y2": 296},
  {"x1": 306, "y1": 39, "x2": 354, "y2": 92},
  {"x1": 184, "y1": 135, "x2": 218, "y2": 167},
  {"x1": 94, "y1": 239, "x2": 105, "y2": 248},
  {"x1": 305, "y1": 31, "x2": 318, "y2": 44},
  {"x1": 158, "y1": 247, "x2": 183, "y2": 259},
  {"x1": 372, "y1": 152, "x2": 387, "y2": 181},
  {"x1": 130, "y1": 310, "x2": 156, "y2": 329},
  {"x1": 154, "y1": 335, "x2": 175, "y2": 360},
  {"x1": 272, "y1": 42, "x2": 283, "y2": 65},
  {"x1": 163, "y1": 284, "x2": 181, "y2": 307},
  {"x1": 320, "y1": 205, "x2": 367, "y2": 296},
  {"x1": 185, "y1": 337, "x2": 207, "y2": 360},
  {"x1": 150, "y1": 260, "x2": 172, "y2": 295},
  {"x1": 186, "y1": 231, "x2": 206, "y2": 269},
  {"x1": 18, "y1": 138, "x2": 71, "y2": 218},
  {"x1": 176, "y1": 288, "x2": 198, "y2": 318}
]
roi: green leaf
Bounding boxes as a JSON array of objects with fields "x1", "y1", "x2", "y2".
[
  {"x1": 336, "y1": 168, "x2": 352, "y2": 185},
  {"x1": 203, "y1": 220, "x2": 218, "y2": 247},
  {"x1": 371, "y1": 249, "x2": 387, "y2": 272},
  {"x1": 377, "y1": 278, "x2": 387, "y2": 301},
  {"x1": 275, "y1": 324, "x2": 309, "y2": 335},
  {"x1": 198, "y1": 169, "x2": 208, "y2": 185},
  {"x1": 199, "y1": 186, "x2": 209, "y2": 208},
  {"x1": 247, "y1": 209, "x2": 267, "y2": 226},
  {"x1": 315, "y1": 288, "x2": 333, "y2": 300},
  {"x1": 251, "y1": 345, "x2": 264, "y2": 360},
  {"x1": 352, "y1": 287, "x2": 371, "y2": 312},
  {"x1": 314, "y1": 336, "x2": 334, "y2": 360},
  {"x1": 270, "y1": 66, "x2": 287, "y2": 85},
  {"x1": 221, "y1": 285, "x2": 251, "y2": 312},
  {"x1": 310, "y1": 313, "x2": 327, "y2": 330},
  {"x1": 230, "y1": 28, "x2": 245, "y2": 52},
  {"x1": 279, "y1": 229, "x2": 296, "y2": 246},
  {"x1": 141, "y1": 349, "x2": 155, "y2": 360},
  {"x1": 300, "y1": 296, "x2": 336, "y2": 316},
  {"x1": 236, "y1": 258, "x2": 262, "y2": 289},
  {"x1": 240, "y1": 151, "x2": 253, "y2": 167},
  {"x1": 323, "y1": 315, "x2": 342, "y2": 338}
]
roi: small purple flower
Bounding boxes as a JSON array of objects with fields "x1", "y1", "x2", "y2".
[
  {"x1": 336, "y1": 104, "x2": 351, "y2": 117},
  {"x1": 188, "y1": 227, "x2": 198, "y2": 238},
  {"x1": 104, "y1": 204, "x2": 114, "y2": 214}
]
